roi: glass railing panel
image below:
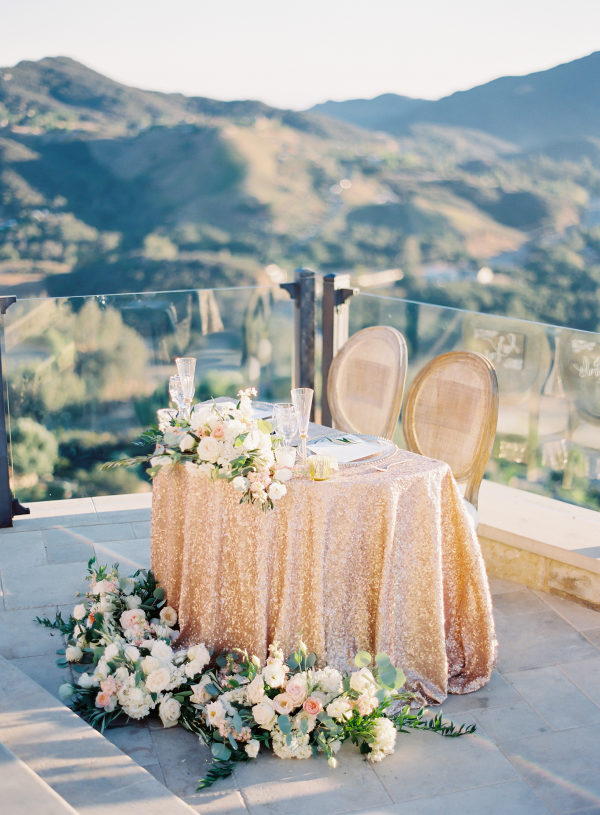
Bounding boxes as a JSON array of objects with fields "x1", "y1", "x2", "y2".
[
  {"x1": 349, "y1": 292, "x2": 600, "y2": 513},
  {"x1": 3, "y1": 286, "x2": 294, "y2": 502}
]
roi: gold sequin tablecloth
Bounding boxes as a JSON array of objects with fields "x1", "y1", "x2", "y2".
[{"x1": 151, "y1": 450, "x2": 497, "y2": 704}]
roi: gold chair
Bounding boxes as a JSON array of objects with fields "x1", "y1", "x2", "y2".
[
  {"x1": 327, "y1": 326, "x2": 408, "y2": 440},
  {"x1": 402, "y1": 351, "x2": 499, "y2": 514}
]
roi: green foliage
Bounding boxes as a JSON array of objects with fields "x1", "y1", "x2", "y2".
[{"x1": 11, "y1": 417, "x2": 58, "y2": 478}]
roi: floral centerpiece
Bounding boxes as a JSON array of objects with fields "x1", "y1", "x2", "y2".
[
  {"x1": 105, "y1": 388, "x2": 294, "y2": 511},
  {"x1": 39, "y1": 559, "x2": 476, "y2": 789}
]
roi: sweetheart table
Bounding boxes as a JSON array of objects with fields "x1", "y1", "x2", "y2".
[{"x1": 150, "y1": 437, "x2": 497, "y2": 704}]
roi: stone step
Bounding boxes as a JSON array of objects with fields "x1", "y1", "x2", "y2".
[
  {"x1": 0, "y1": 741, "x2": 79, "y2": 814},
  {"x1": 0, "y1": 656, "x2": 197, "y2": 815}
]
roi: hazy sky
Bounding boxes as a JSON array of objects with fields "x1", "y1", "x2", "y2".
[{"x1": 2, "y1": 0, "x2": 599, "y2": 109}]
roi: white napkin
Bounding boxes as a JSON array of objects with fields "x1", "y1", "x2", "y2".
[{"x1": 308, "y1": 434, "x2": 382, "y2": 463}]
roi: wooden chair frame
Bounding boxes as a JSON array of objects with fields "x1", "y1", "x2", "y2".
[
  {"x1": 327, "y1": 326, "x2": 408, "y2": 440},
  {"x1": 402, "y1": 351, "x2": 499, "y2": 508}
]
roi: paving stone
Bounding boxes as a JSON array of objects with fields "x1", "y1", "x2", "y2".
[
  {"x1": 44, "y1": 523, "x2": 136, "y2": 545},
  {"x1": 95, "y1": 509, "x2": 152, "y2": 525},
  {"x1": 0, "y1": 742, "x2": 79, "y2": 814},
  {"x1": 1, "y1": 562, "x2": 87, "y2": 609},
  {"x1": 0, "y1": 607, "x2": 66, "y2": 657},
  {"x1": 487, "y1": 576, "x2": 524, "y2": 596},
  {"x1": 371, "y1": 729, "x2": 516, "y2": 803},
  {"x1": 11, "y1": 654, "x2": 71, "y2": 700},
  {"x1": 533, "y1": 591, "x2": 600, "y2": 631},
  {"x1": 429, "y1": 670, "x2": 521, "y2": 715},
  {"x1": 94, "y1": 538, "x2": 151, "y2": 571},
  {"x1": 583, "y1": 629, "x2": 600, "y2": 650},
  {"x1": 233, "y1": 742, "x2": 392, "y2": 815},
  {"x1": 506, "y1": 666, "x2": 600, "y2": 730},
  {"x1": 495, "y1": 611, "x2": 598, "y2": 673},
  {"x1": 492, "y1": 590, "x2": 548, "y2": 617},
  {"x1": 502, "y1": 726, "x2": 600, "y2": 814},
  {"x1": 103, "y1": 722, "x2": 160, "y2": 768},
  {"x1": 559, "y1": 656, "x2": 600, "y2": 706},
  {"x1": 151, "y1": 725, "x2": 222, "y2": 798},
  {"x1": 133, "y1": 521, "x2": 151, "y2": 538},
  {"x1": 185, "y1": 788, "x2": 249, "y2": 814},
  {"x1": 356, "y1": 779, "x2": 552, "y2": 814},
  {"x1": 45, "y1": 538, "x2": 96, "y2": 564},
  {"x1": 472, "y1": 701, "x2": 550, "y2": 743},
  {"x1": 0, "y1": 532, "x2": 46, "y2": 571}
]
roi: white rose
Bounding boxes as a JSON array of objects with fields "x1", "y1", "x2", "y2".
[
  {"x1": 349, "y1": 667, "x2": 377, "y2": 695},
  {"x1": 150, "y1": 640, "x2": 174, "y2": 663},
  {"x1": 190, "y1": 675, "x2": 213, "y2": 705},
  {"x1": 326, "y1": 697, "x2": 352, "y2": 721},
  {"x1": 262, "y1": 662, "x2": 287, "y2": 688},
  {"x1": 145, "y1": 667, "x2": 171, "y2": 694},
  {"x1": 243, "y1": 429, "x2": 262, "y2": 451},
  {"x1": 314, "y1": 667, "x2": 343, "y2": 695},
  {"x1": 186, "y1": 643, "x2": 210, "y2": 669},
  {"x1": 224, "y1": 419, "x2": 245, "y2": 443},
  {"x1": 285, "y1": 674, "x2": 307, "y2": 706},
  {"x1": 197, "y1": 436, "x2": 222, "y2": 463},
  {"x1": 272, "y1": 692, "x2": 295, "y2": 715},
  {"x1": 245, "y1": 739, "x2": 260, "y2": 759},
  {"x1": 273, "y1": 468, "x2": 292, "y2": 483},
  {"x1": 159, "y1": 606, "x2": 178, "y2": 627},
  {"x1": 159, "y1": 696, "x2": 181, "y2": 728},
  {"x1": 124, "y1": 645, "x2": 140, "y2": 662},
  {"x1": 190, "y1": 405, "x2": 212, "y2": 430},
  {"x1": 246, "y1": 674, "x2": 266, "y2": 705},
  {"x1": 141, "y1": 655, "x2": 160, "y2": 675},
  {"x1": 73, "y1": 604, "x2": 86, "y2": 621},
  {"x1": 179, "y1": 433, "x2": 196, "y2": 452},
  {"x1": 185, "y1": 659, "x2": 206, "y2": 679},
  {"x1": 252, "y1": 699, "x2": 277, "y2": 730},
  {"x1": 66, "y1": 645, "x2": 83, "y2": 662},
  {"x1": 125, "y1": 595, "x2": 142, "y2": 610},
  {"x1": 104, "y1": 642, "x2": 120, "y2": 661},
  {"x1": 77, "y1": 672, "x2": 96, "y2": 688},
  {"x1": 268, "y1": 481, "x2": 287, "y2": 501},
  {"x1": 232, "y1": 475, "x2": 250, "y2": 493}
]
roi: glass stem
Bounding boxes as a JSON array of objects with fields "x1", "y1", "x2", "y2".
[{"x1": 300, "y1": 433, "x2": 308, "y2": 462}]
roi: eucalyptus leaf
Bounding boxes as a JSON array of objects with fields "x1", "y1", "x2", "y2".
[
  {"x1": 211, "y1": 742, "x2": 231, "y2": 761},
  {"x1": 354, "y1": 651, "x2": 372, "y2": 668},
  {"x1": 232, "y1": 710, "x2": 243, "y2": 733},
  {"x1": 278, "y1": 714, "x2": 292, "y2": 735}
]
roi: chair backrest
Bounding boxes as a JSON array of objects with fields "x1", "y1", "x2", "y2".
[
  {"x1": 327, "y1": 326, "x2": 408, "y2": 440},
  {"x1": 402, "y1": 351, "x2": 499, "y2": 508}
]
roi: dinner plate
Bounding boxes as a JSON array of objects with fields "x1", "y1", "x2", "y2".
[{"x1": 307, "y1": 433, "x2": 396, "y2": 467}]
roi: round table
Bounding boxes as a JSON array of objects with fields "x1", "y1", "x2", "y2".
[{"x1": 150, "y1": 448, "x2": 496, "y2": 704}]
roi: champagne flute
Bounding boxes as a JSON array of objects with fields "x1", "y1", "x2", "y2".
[
  {"x1": 273, "y1": 403, "x2": 297, "y2": 448},
  {"x1": 291, "y1": 387, "x2": 313, "y2": 465},
  {"x1": 169, "y1": 375, "x2": 186, "y2": 420},
  {"x1": 175, "y1": 357, "x2": 196, "y2": 419}
]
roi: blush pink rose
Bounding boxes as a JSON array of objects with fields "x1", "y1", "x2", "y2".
[
  {"x1": 100, "y1": 677, "x2": 117, "y2": 695},
  {"x1": 212, "y1": 424, "x2": 225, "y2": 439},
  {"x1": 303, "y1": 697, "x2": 322, "y2": 717},
  {"x1": 285, "y1": 674, "x2": 307, "y2": 706}
]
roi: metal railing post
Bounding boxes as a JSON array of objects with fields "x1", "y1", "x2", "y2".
[
  {"x1": 280, "y1": 268, "x2": 316, "y2": 417},
  {"x1": 0, "y1": 295, "x2": 29, "y2": 528},
  {"x1": 321, "y1": 273, "x2": 357, "y2": 427}
]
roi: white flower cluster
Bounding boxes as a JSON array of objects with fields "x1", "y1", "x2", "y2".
[{"x1": 150, "y1": 388, "x2": 293, "y2": 509}]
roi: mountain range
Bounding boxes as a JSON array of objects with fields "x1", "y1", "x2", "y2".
[{"x1": 0, "y1": 52, "x2": 599, "y2": 333}]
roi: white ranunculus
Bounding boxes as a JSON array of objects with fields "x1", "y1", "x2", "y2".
[
  {"x1": 179, "y1": 433, "x2": 196, "y2": 452},
  {"x1": 273, "y1": 468, "x2": 292, "y2": 483},
  {"x1": 124, "y1": 645, "x2": 140, "y2": 662},
  {"x1": 268, "y1": 481, "x2": 287, "y2": 501},
  {"x1": 72, "y1": 603, "x2": 86, "y2": 620},
  {"x1": 104, "y1": 642, "x2": 120, "y2": 661},
  {"x1": 197, "y1": 436, "x2": 222, "y2": 463},
  {"x1": 232, "y1": 475, "x2": 250, "y2": 493},
  {"x1": 77, "y1": 672, "x2": 96, "y2": 689},
  {"x1": 59, "y1": 683, "x2": 74, "y2": 701},
  {"x1": 66, "y1": 645, "x2": 83, "y2": 662},
  {"x1": 125, "y1": 594, "x2": 142, "y2": 610},
  {"x1": 145, "y1": 667, "x2": 171, "y2": 694},
  {"x1": 251, "y1": 699, "x2": 277, "y2": 730},
  {"x1": 150, "y1": 640, "x2": 174, "y2": 663},
  {"x1": 349, "y1": 667, "x2": 377, "y2": 695},
  {"x1": 184, "y1": 659, "x2": 206, "y2": 679},
  {"x1": 159, "y1": 696, "x2": 181, "y2": 728},
  {"x1": 314, "y1": 667, "x2": 343, "y2": 695},
  {"x1": 262, "y1": 662, "x2": 287, "y2": 688},
  {"x1": 141, "y1": 655, "x2": 161, "y2": 675},
  {"x1": 245, "y1": 739, "x2": 260, "y2": 758},
  {"x1": 186, "y1": 643, "x2": 210, "y2": 670},
  {"x1": 159, "y1": 606, "x2": 178, "y2": 627},
  {"x1": 326, "y1": 697, "x2": 352, "y2": 721},
  {"x1": 204, "y1": 699, "x2": 227, "y2": 726}
]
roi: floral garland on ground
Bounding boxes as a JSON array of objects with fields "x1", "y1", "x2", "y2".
[
  {"x1": 38, "y1": 559, "x2": 475, "y2": 789},
  {"x1": 103, "y1": 388, "x2": 294, "y2": 511}
]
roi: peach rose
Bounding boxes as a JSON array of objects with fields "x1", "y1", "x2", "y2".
[
  {"x1": 95, "y1": 690, "x2": 115, "y2": 709},
  {"x1": 212, "y1": 424, "x2": 225, "y2": 439},
  {"x1": 303, "y1": 697, "x2": 322, "y2": 717},
  {"x1": 100, "y1": 677, "x2": 117, "y2": 695}
]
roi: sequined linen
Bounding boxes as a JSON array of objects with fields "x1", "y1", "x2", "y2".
[{"x1": 151, "y1": 449, "x2": 497, "y2": 704}]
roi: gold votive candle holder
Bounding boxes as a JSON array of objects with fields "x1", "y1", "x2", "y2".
[{"x1": 308, "y1": 454, "x2": 338, "y2": 481}]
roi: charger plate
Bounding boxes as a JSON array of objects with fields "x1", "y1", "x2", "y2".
[{"x1": 307, "y1": 433, "x2": 396, "y2": 468}]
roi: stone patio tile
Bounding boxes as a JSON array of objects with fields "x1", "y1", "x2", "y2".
[
  {"x1": 103, "y1": 722, "x2": 160, "y2": 768},
  {"x1": 92, "y1": 508, "x2": 151, "y2": 525},
  {"x1": 372, "y1": 729, "x2": 516, "y2": 803},
  {"x1": 233, "y1": 742, "x2": 392, "y2": 815},
  {"x1": 492, "y1": 589, "x2": 548, "y2": 617},
  {"x1": 185, "y1": 788, "x2": 249, "y2": 815},
  {"x1": 472, "y1": 701, "x2": 549, "y2": 743},
  {"x1": 356, "y1": 779, "x2": 552, "y2": 814},
  {"x1": 133, "y1": 521, "x2": 151, "y2": 538},
  {"x1": 502, "y1": 726, "x2": 600, "y2": 814},
  {"x1": 1, "y1": 562, "x2": 87, "y2": 609},
  {"x1": 0, "y1": 607, "x2": 64, "y2": 658},
  {"x1": 0, "y1": 531, "x2": 46, "y2": 571},
  {"x1": 94, "y1": 538, "x2": 151, "y2": 571},
  {"x1": 506, "y1": 666, "x2": 600, "y2": 730},
  {"x1": 92, "y1": 493, "x2": 152, "y2": 512},
  {"x1": 44, "y1": 523, "x2": 136, "y2": 545},
  {"x1": 487, "y1": 576, "x2": 523, "y2": 595},
  {"x1": 533, "y1": 592, "x2": 600, "y2": 631},
  {"x1": 583, "y1": 630, "x2": 600, "y2": 649},
  {"x1": 495, "y1": 611, "x2": 598, "y2": 673},
  {"x1": 45, "y1": 539, "x2": 96, "y2": 564},
  {"x1": 150, "y1": 725, "x2": 223, "y2": 798},
  {"x1": 429, "y1": 670, "x2": 521, "y2": 715},
  {"x1": 0, "y1": 742, "x2": 79, "y2": 815},
  {"x1": 559, "y1": 656, "x2": 600, "y2": 706},
  {"x1": 11, "y1": 654, "x2": 70, "y2": 700}
]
